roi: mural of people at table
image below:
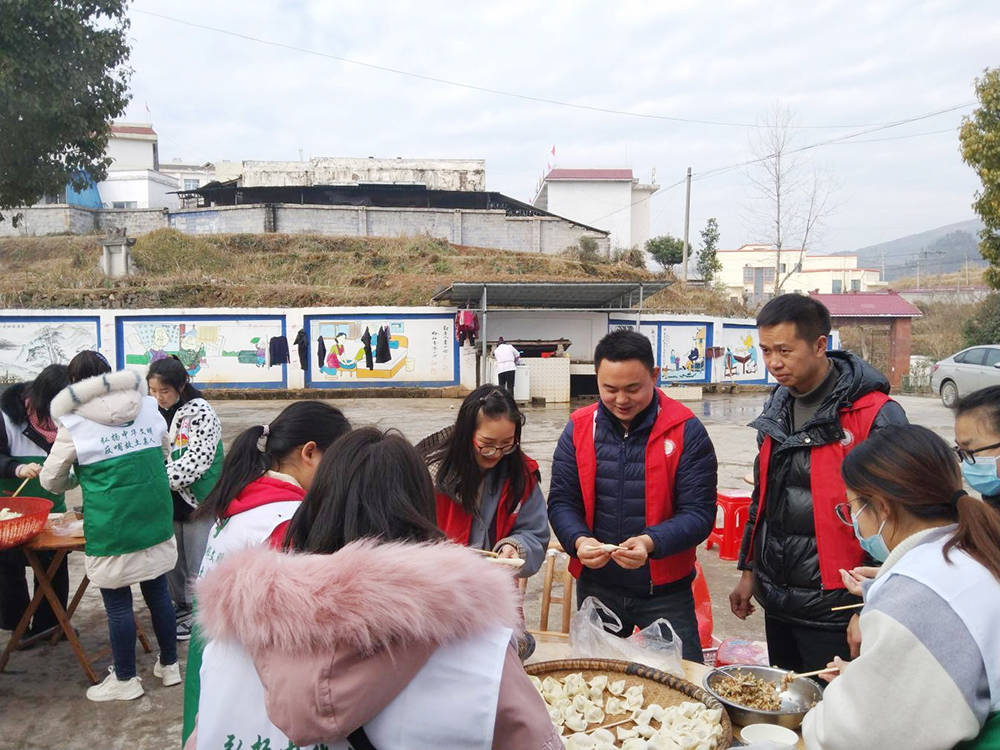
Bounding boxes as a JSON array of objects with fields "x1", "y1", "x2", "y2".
[
  {"x1": 660, "y1": 325, "x2": 706, "y2": 381},
  {"x1": 724, "y1": 332, "x2": 760, "y2": 378}
]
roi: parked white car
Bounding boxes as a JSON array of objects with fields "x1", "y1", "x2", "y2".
[{"x1": 931, "y1": 345, "x2": 1000, "y2": 407}]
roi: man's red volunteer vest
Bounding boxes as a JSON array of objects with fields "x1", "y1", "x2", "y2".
[
  {"x1": 568, "y1": 390, "x2": 695, "y2": 585},
  {"x1": 436, "y1": 455, "x2": 540, "y2": 545},
  {"x1": 747, "y1": 390, "x2": 890, "y2": 589}
]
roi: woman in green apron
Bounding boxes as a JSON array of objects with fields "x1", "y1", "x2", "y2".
[{"x1": 0, "y1": 364, "x2": 70, "y2": 637}]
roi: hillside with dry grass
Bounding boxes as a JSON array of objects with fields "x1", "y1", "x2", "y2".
[{"x1": 0, "y1": 230, "x2": 744, "y2": 315}]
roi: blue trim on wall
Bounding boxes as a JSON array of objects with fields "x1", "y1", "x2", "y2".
[
  {"x1": 0, "y1": 314, "x2": 102, "y2": 351},
  {"x1": 114, "y1": 313, "x2": 288, "y2": 389},
  {"x1": 304, "y1": 312, "x2": 460, "y2": 389},
  {"x1": 721, "y1": 323, "x2": 768, "y2": 384}
]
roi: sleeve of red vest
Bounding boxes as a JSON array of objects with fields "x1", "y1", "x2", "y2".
[
  {"x1": 643, "y1": 418, "x2": 717, "y2": 559},
  {"x1": 547, "y1": 421, "x2": 592, "y2": 557},
  {"x1": 872, "y1": 400, "x2": 908, "y2": 431},
  {"x1": 738, "y1": 451, "x2": 761, "y2": 570}
]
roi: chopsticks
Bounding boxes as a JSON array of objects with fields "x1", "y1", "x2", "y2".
[
  {"x1": 11, "y1": 476, "x2": 31, "y2": 498},
  {"x1": 787, "y1": 666, "x2": 840, "y2": 680},
  {"x1": 830, "y1": 602, "x2": 865, "y2": 611},
  {"x1": 472, "y1": 548, "x2": 500, "y2": 558}
]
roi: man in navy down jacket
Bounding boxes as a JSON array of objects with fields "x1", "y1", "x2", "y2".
[{"x1": 548, "y1": 330, "x2": 717, "y2": 662}]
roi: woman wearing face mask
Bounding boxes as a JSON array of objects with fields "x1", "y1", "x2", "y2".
[
  {"x1": 146, "y1": 357, "x2": 224, "y2": 641},
  {"x1": 418, "y1": 385, "x2": 549, "y2": 577},
  {"x1": 800, "y1": 424, "x2": 1000, "y2": 750},
  {"x1": 954, "y1": 386, "x2": 1000, "y2": 510}
]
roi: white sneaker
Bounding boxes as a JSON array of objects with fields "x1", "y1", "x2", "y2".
[
  {"x1": 153, "y1": 657, "x2": 181, "y2": 687},
  {"x1": 86, "y1": 666, "x2": 144, "y2": 702}
]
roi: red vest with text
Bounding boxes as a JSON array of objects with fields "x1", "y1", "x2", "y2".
[
  {"x1": 568, "y1": 390, "x2": 695, "y2": 585},
  {"x1": 437, "y1": 455, "x2": 539, "y2": 545},
  {"x1": 747, "y1": 390, "x2": 891, "y2": 589}
]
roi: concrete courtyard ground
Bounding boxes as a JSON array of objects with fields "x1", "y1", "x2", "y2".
[{"x1": 0, "y1": 393, "x2": 955, "y2": 749}]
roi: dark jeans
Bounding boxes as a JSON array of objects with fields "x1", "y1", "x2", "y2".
[
  {"x1": 577, "y1": 576, "x2": 704, "y2": 663},
  {"x1": 100, "y1": 574, "x2": 177, "y2": 680},
  {"x1": 764, "y1": 614, "x2": 851, "y2": 673},
  {"x1": 0, "y1": 548, "x2": 69, "y2": 633},
  {"x1": 498, "y1": 370, "x2": 515, "y2": 393}
]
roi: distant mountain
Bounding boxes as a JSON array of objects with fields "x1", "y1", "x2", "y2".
[{"x1": 830, "y1": 219, "x2": 986, "y2": 281}]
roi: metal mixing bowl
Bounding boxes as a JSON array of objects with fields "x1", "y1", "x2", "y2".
[{"x1": 702, "y1": 665, "x2": 824, "y2": 729}]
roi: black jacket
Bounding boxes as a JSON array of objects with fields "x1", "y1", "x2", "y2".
[
  {"x1": 737, "y1": 351, "x2": 908, "y2": 629},
  {"x1": 0, "y1": 383, "x2": 54, "y2": 478}
]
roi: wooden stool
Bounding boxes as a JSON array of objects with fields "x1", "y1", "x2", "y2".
[
  {"x1": 705, "y1": 492, "x2": 752, "y2": 561},
  {"x1": 539, "y1": 541, "x2": 574, "y2": 633}
]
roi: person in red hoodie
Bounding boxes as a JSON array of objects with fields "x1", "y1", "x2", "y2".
[
  {"x1": 180, "y1": 400, "x2": 350, "y2": 747},
  {"x1": 191, "y1": 428, "x2": 560, "y2": 750}
]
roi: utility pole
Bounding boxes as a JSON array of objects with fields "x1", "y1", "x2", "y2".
[
  {"x1": 966, "y1": 253, "x2": 970, "y2": 287},
  {"x1": 881, "y1": 249, "x2": 886, "y2": 281},
  {"x1": 682, "y1": 167, "x2": 692, "y2": 283}
]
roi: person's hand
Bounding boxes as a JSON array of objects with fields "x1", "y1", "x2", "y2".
[
  {"x1": 611, "y1": 535, "x2": 653, "y2": 569},
  {"x1": 729, "y1": 570, "x2": 756, "y2": 619},
  {"x1": 496, "y1": 544, "x2": 519, "y2": 560},
  {"x1": 839, "y1": 566, "x2": 878, "y2": 596},
  {"x1": 847, "y1": 613, "x2": 862, "y2": 659},
  {"x1": 575, "y1": 537, "x2": 613, "y2": 569},
  {"x1": 819, "y1": 656, "x2": 848, "y2": 684},
  {"x1": 15, "y1": 463, "x2": 42, "y2": 480}
]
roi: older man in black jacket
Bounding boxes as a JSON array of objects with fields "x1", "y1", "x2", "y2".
[{"x1": 730, "y1": 294, "x2": 908, "y2": 673}]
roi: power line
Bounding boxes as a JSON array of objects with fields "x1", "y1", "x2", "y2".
[{"x1": 133, "y1": 8, "x2": 969, "y2": 131}]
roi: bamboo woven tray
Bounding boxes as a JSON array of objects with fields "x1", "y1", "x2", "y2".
[{"x1": 526, "y1": 658, "x2": 733, "y2": 749}]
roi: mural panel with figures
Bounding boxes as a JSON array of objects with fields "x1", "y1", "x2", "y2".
[
  {"x1": 117, "y1": 315, "x2": 287, "y2": 388},
  {"x1": 717, "y1": 324, "x2": 765, "y2": 383},
  {"x1": 0, "y1": 316, "x2": 101, "y2": 383},
  {"x1": 305, "y1": 314, "x2": 458, "y2": 387},
  {"x1": 658, "y1": 323, "x2": 710, "y2": 383}
]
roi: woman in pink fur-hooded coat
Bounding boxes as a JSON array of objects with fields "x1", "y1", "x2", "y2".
[{"x1": 190, "y1": 428, "x2": 560, "y2": 750}]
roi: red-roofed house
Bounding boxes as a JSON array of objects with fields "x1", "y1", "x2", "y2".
[
  {"x1": 810, "y1": 291, "x2": 922, "y2": 388},
  {"x1": 532, "y1": 167, "x2": 658, "y2": 252}
]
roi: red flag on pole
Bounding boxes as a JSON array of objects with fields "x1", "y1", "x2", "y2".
[{"x1": 551, "y1": 145, "x2": 556, "y2": 156}]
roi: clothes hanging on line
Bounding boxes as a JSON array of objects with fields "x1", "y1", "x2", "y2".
[
  {"x1": 455, "y1": 309, "x2": 479, "y2": 347},
  {"x1": 268, "y1": 336, "x2": 290, "y2": 367},
  {"x1": 375, "y1": 326, "x2": 391, "y2": 363},
  {"x1": 293, "y1": 329, "x2": 308, "y2": 370},
  {"x1": 317, "y1": 336, "x2": 327, "y2": 369},
  {"x1": 360, "y1": 327, "x2": 374, "y2": 370}
]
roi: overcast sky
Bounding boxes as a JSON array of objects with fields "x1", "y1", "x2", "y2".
[{"x1": 123, "y1": 0, "x2": 998, "y2": 253}]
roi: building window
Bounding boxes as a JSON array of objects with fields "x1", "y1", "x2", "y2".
[
  {"x1": 184, "y1": 179, "x2": 199, "y2": 190},
  {"x1": 832, "y1": 279, "x2": 843, "y2": 293},
  {"x1": 743, "y1": 266, "x2": 753, "y2": 283},
  {"x1": 780, "y1": 263, "x2": 787, "y2": 273},
  {"x1": 851, "y1": 279, "x2": 861, "y2": 291},
  {"x1": 111, "y1": 201, "x2": 138, "y2": 209},
  {"x1": 763, "y1": 267, "x2": 776, "y2": 283}
]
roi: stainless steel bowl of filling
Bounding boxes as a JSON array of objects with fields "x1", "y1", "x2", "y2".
[{"x1": 702, "y1": 664, "x2": 824, "y2": 730}]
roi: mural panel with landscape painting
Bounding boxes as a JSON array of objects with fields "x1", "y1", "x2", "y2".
[
  {"x1": 304, "y1": 313, "x2": 457, "y2": 387},
  {"x1": 118, "y1": 315, "x2": 287, "y2": 388},
  {"x1": 0, "y1": 317, "x2": 101, "y2": 383}
]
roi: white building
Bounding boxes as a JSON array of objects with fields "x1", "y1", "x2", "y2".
[
  {"x1": 717, "y1": 244, "x2": 886, "y2": 304},
  {"x1": 234, "y1": 157, "x2": 486, "y2": 192},
  {"x1": 532, "y1": 168, "x2": 658, "y2": 251},
  {"x1": 97, "y1": 123, "x2": 178, "y2": 210}
]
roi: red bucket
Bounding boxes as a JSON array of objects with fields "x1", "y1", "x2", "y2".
[{"x1": 0, "y1": 497, "x2": 53, "y2": 550}]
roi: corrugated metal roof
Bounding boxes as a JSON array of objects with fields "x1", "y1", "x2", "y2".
[
  {"x1": 810, "y1": 291, "x2": 922, "y2": 318},
  {"x1": 432, "y1": 281, "x2": 669, "y2": 309},
  {"x1": 545, "y1": 169, "x2": 634, "y2": 181}
]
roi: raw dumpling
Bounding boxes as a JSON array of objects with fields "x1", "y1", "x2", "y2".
[
  {"x1": 584, "y1": 704, "x2": 605, "y2": 724},
  {"x1": 609, "y1": 679, "x2": 627, "y2": 696},
  {"x1": 637, "y1": 724, "x2": 657, "y2": 739},
  {"x1": 547, "y1": 706, "x2": 564, "y2": 726},
  {"x1": 606, "y1": 696, "x2": 628, "y2": 715},
  {"x1": 564, "y1": 711, "x2": 588, "y2": 733},
  {"x1": 589, "y1": 729, "x2": 616, "y2": 744},
  {"x1": 647, "y1": 703, "x2": 665, "y2": 722},
  {"x1": 621, "y1": 738, "x2": 649, "y2": 750},
  {"x1": 565, "y1": 733, "x2": 596, "y2": 750},
  {"x1": 565, "y1": 672, "x2": 588, "y2": 696},
  {"x1": 589, "y1": 675, "x2": 609, "y2": 692},
  {"x1": 528, "y1": 675, "x2": 542, "y2": 692},
  {"x1": 617, "y1": 726, "x2": 639, "y2": 740},
  {"x1": 572, "y1": 693, "x2": 590, "y2": 712}
]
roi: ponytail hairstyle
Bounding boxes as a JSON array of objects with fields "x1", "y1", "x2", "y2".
[
  {"x1": 284, "y1": 427, "x2": 443, "y2": 553},
  {"x1": 842, "y1": 424, "x2": 1000, "y2": 582},
  {"x1": 196, "y1": 400, "x2": 350, "y2": 521},
  {"x1": 146, "y1": 356, "x2": 201, "y2": 402},
  {"x1": 426, "y1": 384, "x2": 531, "y2": 515},
  {"x1": 27, "y1": 364, "x2": 70, "y2": 422},
  {"x1": 67, "y1": 350, "x2": 111, "y2": 383}
]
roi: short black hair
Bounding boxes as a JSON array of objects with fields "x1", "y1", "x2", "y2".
[
  {"x1": 757, "y1": 294, "x2": 831, "y2": 343},
  {"x1": 955, "y1": 386, "x2": 1000, "y2": 433},
  {"x1": 27, "y1": 364, "x2": 70, "y2": 422},
  {"x1": 594, "y1": 329, "x2": 655, "y2": 373},
  {"x1": 67, "y1": 350, "x2": 111, "y2": 383}
]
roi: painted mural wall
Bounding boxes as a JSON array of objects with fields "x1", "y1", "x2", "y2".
[
  {"x1": 118, "y1": 315, "x2": 287, "y2": 388},
  {"x1": 609, "y1": 319, "x2": 713, "y2": 384},
  {"x1": 0, "y1": 316, "x2": 101, "y2": 383},
  {"x1": 305, "y1": 313, "x2": 458, "y2": 388},
  {"x1": 715, "y1": 324, "x2": 766, "y2": 383}
]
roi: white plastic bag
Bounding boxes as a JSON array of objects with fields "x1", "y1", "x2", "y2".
[{"x1": 569, "y1": 596, "x2": 685, "y2": 677}]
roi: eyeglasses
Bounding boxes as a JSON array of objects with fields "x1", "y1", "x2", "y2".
[
  {"x1": 953, "y1": 441, "x2": 1000, "y2": 465},
  {"x1": 473, "y1": 440, "x2": 518, "y2": 458},
  {"x1": 834, "y1": 501, "x2": 869, "y2": 527}
]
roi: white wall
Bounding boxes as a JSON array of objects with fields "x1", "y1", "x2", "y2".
[
  {"x1": 485, "y1": 311, "x2": 610, "y2": 361},
  {"x1": 630, "y1": 185, "x2": 655, "y2": 253},
  {"x1": 107, "y1": 138, "x2": 155, "y2": 170},
  {"x1": 97, "y1": 171, "x2": 179, "y2": 210},
  {"x1": 544, "y1": 180, "x2": 633, "y2": 250}
]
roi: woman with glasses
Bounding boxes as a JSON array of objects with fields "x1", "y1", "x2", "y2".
[
  {"x1": 954, "y1": 386, "x2": 1000, "y2": 511},
  {"x1": 418, "y1": 385, "x2": 549, "y2": 578},
  {"x1": 801, "y1": 424, "x2": 1000, "y2": 750}
]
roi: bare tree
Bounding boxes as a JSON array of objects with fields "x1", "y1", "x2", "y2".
[{"x1": 747, "y1": 105, "x2": 834, "y2": 295}]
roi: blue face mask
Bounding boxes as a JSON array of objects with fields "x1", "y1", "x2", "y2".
[
  {"x1": 851, "y1": 504, "x2": 890, "y2": 563},
  {"x1": 960, "y1": 456, "x2": 1000, "y2": 496}
]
